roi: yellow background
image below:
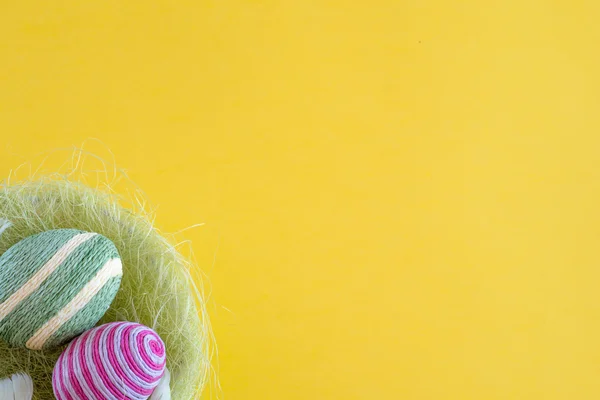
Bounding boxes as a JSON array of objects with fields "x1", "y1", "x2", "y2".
[{"x1": 1, "y1": 1, "x2": 600, "y2": 399}]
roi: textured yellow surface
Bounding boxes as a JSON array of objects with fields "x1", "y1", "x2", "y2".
[{"x1": 1, "y1": 1, "x2": 600, "y2": 399}]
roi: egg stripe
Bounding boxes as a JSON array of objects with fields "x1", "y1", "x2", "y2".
[
  {"x1": 52, "y1": 341, "x2": 66, "y2": 399},
  {"x1": 45, "y1": 276, "x2": 122, "y2": 349},
  {"x1": 111, "y1": 324, "x2": 159, "y2": 393},
  {"x1": 0, "y1": 229, "x2": 83, "y2": 304},
  {"x1": 62, "y1": 338, "x2": 83, "y2": 400},
  {"x1": 82, "y1": 328, "x2": 114, "y2": 399},
  {"x1": 0, "y1": 232, "x2": 97, "y2": 322},
  {"x1": 72, "y1": 329, "x2": 101, "y2": 400},
  {"x1": 130, "y1": 329, "x2": 167, "y2": 375},
  {"x1": 107, "y1": 323, "x2": 153, "y2": 397},
  {"x1": 26, "y1": 258, "x2": 123, "y2": 350},
  {"x1": 93, "y1": 323, "x2": 128, "y2": 398}
]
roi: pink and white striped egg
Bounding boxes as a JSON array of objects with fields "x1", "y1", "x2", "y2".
[{"x1": 52, "y1": 322, "x2": 167, "y2": 400}]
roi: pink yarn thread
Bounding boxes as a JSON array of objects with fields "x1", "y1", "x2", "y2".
[{"x1": 53, "y1": 322, "x2": 167, "y2": 400}]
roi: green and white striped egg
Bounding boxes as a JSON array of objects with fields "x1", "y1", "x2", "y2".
[{"x1": 0, "y1": 229, "x2": 122, "y2": 350}]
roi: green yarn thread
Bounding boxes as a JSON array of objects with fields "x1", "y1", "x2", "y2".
[{"x1": 0, "y1": 229, "x2": 122, "y2": 350}]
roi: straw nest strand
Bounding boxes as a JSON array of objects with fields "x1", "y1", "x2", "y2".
[{"x1": 0, "y1": 174, "x2": 211, "y2": 399}]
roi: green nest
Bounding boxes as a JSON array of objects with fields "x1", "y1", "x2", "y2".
[{"x1": 0, "y1": 177, "x2": 211, "y2": 399}]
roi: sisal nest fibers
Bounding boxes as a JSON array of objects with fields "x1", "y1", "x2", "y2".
[{"x1": 0, "y1": 148, "x2": 214, "y2": 399}]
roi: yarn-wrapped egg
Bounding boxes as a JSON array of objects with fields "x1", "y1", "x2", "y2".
[
  {"x1": 0, "y1": 229, "x2": 122, "y2": 350},
  {"x1": 53, "y1": 321, "x2": 167, "y2": 400}
]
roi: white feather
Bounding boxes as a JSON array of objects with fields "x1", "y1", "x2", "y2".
[
  {"x1": 0, "y1": 374, "x2": 33, "y2": 400},
  {"x1": 0, "y1": 219, "x2": 12, "y2": 238},
  {"x1": 149, "y1": 368, "x2": 171, "y2": 400},
  {"x1": 0, "y1": 377, "x2": 13, "y2": 400}
]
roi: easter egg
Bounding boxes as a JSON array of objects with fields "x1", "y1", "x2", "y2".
[
  {"x1": 0, "y1": 229, "x2": 122, "y2": 350},
  {"x1": 52, "y1": 322, "x2": 167, "y2": 400}
]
